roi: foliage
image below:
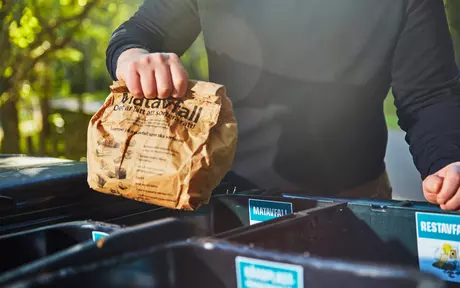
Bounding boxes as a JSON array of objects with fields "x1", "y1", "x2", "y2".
[
  {"x1": 1, "y1": 0, "x2": 95, "y2": 97},
  {"x1": 0, "y1": 0, "x2": 143, "y2": 155},
  {"x1": 0, "y1": 0, "x2": 146, "y2": 100}
]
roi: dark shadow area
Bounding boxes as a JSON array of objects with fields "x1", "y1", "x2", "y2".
[
  {"x1": 0, "y1": 221, "x2": 119, "y2": 274},
  {"x1": 107, "y1": 194, "x2": 326, "y2": 236},
  {"x1": 221, "y1": 204, "x2": 418, "y2": 267},
  {"x1": 0, "y1": 218, "x2": 198, "y2": 287}
]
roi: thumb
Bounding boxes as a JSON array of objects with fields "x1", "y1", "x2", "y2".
[{"x1": 423, "y1": 174, "x2": 443, "y2": 204}]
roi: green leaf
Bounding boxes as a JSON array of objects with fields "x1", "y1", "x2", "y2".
[
  {"x1": 55, "y1": 48, "x2": 84, "y2": 62},
  {"x1": 49, "y1": 113, "x2": 65, "y2": 128},
  {"x1": 60, "y1": 80, "x2": 71, "y2": 96},
  {"x1": 18, "y1": 38, "x2": 29, "y2": 48},
  {"x1": 107, "y1": 3, "x2": 116, "y2": 13},
  {"x1": 9, "y1": 21, "x2": 19, "y2": 37},
  {"x1": 60, "y1": 0, "x2": 72, "y2": 6},
  {"x1": 19, "y1": 82, "x2": 33, "y2": 100},
  {"x1": 4, "y1": 67, "x2": 13, "y2": 78}
]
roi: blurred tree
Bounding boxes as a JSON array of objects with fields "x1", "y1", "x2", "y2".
[
  {"x1": 0, "y1": 0, "x2": 103, "y2": 153},
  {"x1": 0, "y1": 0, "x2": 144, "y2": 155}
]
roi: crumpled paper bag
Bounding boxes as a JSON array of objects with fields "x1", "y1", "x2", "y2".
[{"x1": 87, "y1": 80, "x2": 237, "y2": 210}]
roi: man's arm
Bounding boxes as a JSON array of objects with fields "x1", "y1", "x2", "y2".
[
  {"x1": 106, "y1": 0, "x2": 201, "y2": 98},
  {"x1": 391, "y1": 0, "x2": 460, "y2": 209}
]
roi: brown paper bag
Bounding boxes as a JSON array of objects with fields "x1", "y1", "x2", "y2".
[{"x1": 86, "y1": 80, "x2": 237, "y2": 210}]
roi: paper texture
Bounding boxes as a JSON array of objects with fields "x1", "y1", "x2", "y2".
[{"x1": 87, "y1": 80, "x2": 237, "y2": 210}]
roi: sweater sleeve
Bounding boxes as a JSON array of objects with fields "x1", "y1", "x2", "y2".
[
  {"x1": 391, "y1": 0, "x2": 460, "y2": 179},
  {"x1": 106, "y1": 0, "x2": 201, "y2": 80}
]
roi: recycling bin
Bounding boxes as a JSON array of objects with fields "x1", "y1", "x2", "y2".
[
  {"x1": 281, "y1": 191, "x2": 450, "y2": 209},
  {"x1": 0, "y1": 158, "x2": 257, "y2": 236},
  {"x1": 0, "y1": 160, "x2": 157, "y2": 236},
  {"x1": 106, "y1": 194, "x2": 332, "y2": 235},
  {"x1": 0, "y1": 220, "x2": 119, "y2": 277},
  {"x1": 0, "y1": 218, "x2": 200, "y2": 287},
  {"x1": 219, "y1": 201, "x2": 460, "y2": 287},
  {"x1": 6, "y1": 238, "x2": 443, "y2": 288}
]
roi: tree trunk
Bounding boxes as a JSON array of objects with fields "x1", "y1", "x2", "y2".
[
  {"x1": 26, "y1": 136, "x2": 35, "y2": 155},
  {"x1": 39, "y1": 75, "x2": 53, "y2": 156},
  {"x1": 0, "y1": 98, "x2": 20, "y2": 154},
  {"x1": 77, "y1": 95, "x2": 84, "y2": 114},
  {"x1": 39, "y1": 81, "x2": 51, "y2": 155}
]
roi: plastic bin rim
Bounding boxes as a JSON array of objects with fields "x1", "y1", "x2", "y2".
[{"x1": 0, "y1": 220, "x2": 120, "y2": 240}]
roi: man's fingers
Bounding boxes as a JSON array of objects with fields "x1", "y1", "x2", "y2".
[
  {"x1": 423, "y1": 175, "x2": 443, "y2": 204},
  {"x1": 117, "y1": 51, "x2": 187, "y2": 100},
  {"x1": 436, "y1": 166, "x2": 460, "y2": 205},
  {"x1": 169, "y1": 54, "x2": 189, "y2": 98},
  {"x1": 138, "y1": 66, "x2": 157, "y2": 99},
  {"x1": 154, "y1": 65, "x2": 173, "y2": 99},
  {"x1": 170, "y1": 62, "x2": 188, "y2": 98},
  {"x1": 439, "y1": 164, "x2": 460, "y2": 210},
  {"x1": 124, "y1": 62, "x2": 143, "y2": 98},
  {"x1": 442, "y1": 187, "x2": 460, "y2": 211}
]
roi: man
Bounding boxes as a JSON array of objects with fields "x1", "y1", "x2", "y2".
[{"x1": 106, "y1": 0, "x2": 460, "y2": 210}]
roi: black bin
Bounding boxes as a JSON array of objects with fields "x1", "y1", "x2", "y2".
[
  {"x1": 0, "y1": 220, "x2": 120, "y2": 286},
  {"x1": 107, "y1": 194, "x2": 331, "y2": 235},
  {"x1": 7, "y1": 238, "x2": 444, "y2": 288},
  {"x1": 219, "y1": 201, "x2": 460, "y2": 287},
  {"x1": 0, "y1": 160, "x2": 160, "y2": 236},
  {"x1": 0, "y1": 161, "x2": 255, "y2": 236},
  {"x1": 0, "y1": 218, "x2": 202, "y2": 287}
]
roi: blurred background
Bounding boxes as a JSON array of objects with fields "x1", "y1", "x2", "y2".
[{"x1": 0, "y1": 0, "x2": 459, "y2": 200}]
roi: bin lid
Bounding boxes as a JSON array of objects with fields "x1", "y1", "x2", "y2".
[
  {"x1": 0, "y1": 155, "x2": 85, "y2": 191},
  {"x1": 0, "y1": 155, "x2": 73, "y2": 173}
]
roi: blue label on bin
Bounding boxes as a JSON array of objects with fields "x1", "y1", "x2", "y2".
[
  {"x1": 92, "y1": 231, "x2": 109, "y2": 242},
  {"x1": 249, "y1": 199, "x2": 293, "y2": 225},
  {"x1": 235, "y1": 256, "x2": 303, "y2": 288},
  {"x1": 416, "y1": 212, "x2": 460, "y2": 283}
]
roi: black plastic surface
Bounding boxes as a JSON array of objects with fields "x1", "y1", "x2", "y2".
[
  {"x1": 7, "y1": 238, "x2": 443, "y2": 288},
  {"x1": 0, "y1": 221, "x2": 119, "y2": 275},
  {"x1": 220, "y1": 203, "x2": 460, "y2": 287},
  {"x1": 0, "y1": 218, "x2": 199, "y2": 287},
  {"x1": 0, "y1": 157, "x2": 266, "y2": 236},
  {"x1": 107, "y1": 194, "x2": 329, "y2": 235},
  {"x1": 0, "y1": 159, "x2": 156, "y2": 236}
]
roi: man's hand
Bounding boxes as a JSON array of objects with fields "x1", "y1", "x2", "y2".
[
  {"x1": 116, "y1": 48, "x2": 189, "y2": 99},
  {"x1": 423, "y1": 162, "x2": 460, "y2": 211}
]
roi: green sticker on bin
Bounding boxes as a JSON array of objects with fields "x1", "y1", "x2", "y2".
[
  {"x1": 236, "y1": 256, "x2": 304, "y2": 288},
  {"x1": 92, "y1": 231, "x2": 109, "y2": 242},
  {"x1": 249, "y1": 199, "x2": 293, "y2": 225}
]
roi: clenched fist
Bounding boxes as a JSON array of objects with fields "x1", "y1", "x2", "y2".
[
  {"x1": 116, "y1": 48, "x2": 189, "y2": 99},
  {"x1": 423, "y1": 162, "x2": 460, "y2": 211}
]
